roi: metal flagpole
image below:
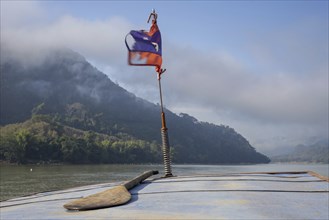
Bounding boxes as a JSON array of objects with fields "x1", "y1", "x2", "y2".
[
  {"x1": 157, "y1": 70, "x2": 173, "y2": 177},
  {"x1": 125, "y1": 9, "x2": 173, "y2": 177},
  {"x1": 148, "y1": 9, "x2": 173, "y2": 177}
]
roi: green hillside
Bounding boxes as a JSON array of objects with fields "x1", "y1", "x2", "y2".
[
  {"x1": 0, "y1": 115, "x2": 161, "y2": 164},
  {"x1": 0, "y1": 48, "x2": 270, "y2": 164}
]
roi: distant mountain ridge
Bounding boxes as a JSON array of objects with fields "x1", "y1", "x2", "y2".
[
  {"x1": 271, "y1": 139, "x2": 329, "y2": 163},
  {"x1": 0, "y1": 48, "x2": 270, "y2": 164}
]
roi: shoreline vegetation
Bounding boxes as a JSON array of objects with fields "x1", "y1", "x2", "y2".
[
  {"x1": 0, "y1": 116, "x2": 164, "y2": 165},
  {"x1": 0, "y1": 160, "x2": 327, "y2": 166}
]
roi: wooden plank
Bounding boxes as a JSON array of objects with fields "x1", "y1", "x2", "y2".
[{"x1": 63, "y1": 170, "x2": 158, "y2": 211}]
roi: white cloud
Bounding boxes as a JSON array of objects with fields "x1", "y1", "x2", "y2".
[
  {"x1": 2, "y1": 15, "x2": 131, "y2": 65},
  {"x1": 165, "y1": 45, "x2": 327, "y2": 122},
  {"x1": 0, "y1": 1, "x2": 45, "y2": 29}
]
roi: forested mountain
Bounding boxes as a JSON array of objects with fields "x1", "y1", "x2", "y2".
[
  {"x1": 271, "y1": 140, "x2": 329, "y2": 163},
  {"x1": 0, "y1": 48, "x2": 270, "y2": 164}
]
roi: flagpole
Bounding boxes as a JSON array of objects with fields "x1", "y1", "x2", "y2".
[
  {"x1": 126, "y1": 9, "x2": 173, "y2": 177},
  {"x1": 157, "y1": 70, "x2": 173, "y2": 177},
  {"x1": 150, "y1": 9, "x2": 173, "y2": 177}
]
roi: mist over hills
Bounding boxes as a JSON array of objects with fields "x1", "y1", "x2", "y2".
[
  {"x1": 0, "y1": 48, "x2": 270, "y2": 164},
  {"x1": 271, "y1": 139, "x2": 329, "y2": 163}
]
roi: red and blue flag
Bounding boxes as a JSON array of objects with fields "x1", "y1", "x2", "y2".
[{"x1": 125, "y1": 21, "x2": 162, "y2": 69}]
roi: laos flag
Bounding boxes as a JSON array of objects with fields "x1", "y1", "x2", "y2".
[{"x1": 125, "y1": 21, "x2": 162, "y2": 68}]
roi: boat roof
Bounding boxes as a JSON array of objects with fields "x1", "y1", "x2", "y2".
[{"x1": 1, "y1": 171, "x2": 328, "y2": 219}]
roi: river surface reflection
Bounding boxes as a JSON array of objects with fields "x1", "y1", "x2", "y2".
[{"x1": 1, "y1": 163, "x2": 328, "y2": 201}]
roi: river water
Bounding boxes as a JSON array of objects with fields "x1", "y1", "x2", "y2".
[{"x1": 0, "y1": 163, "x2": 328, "y2": 201}]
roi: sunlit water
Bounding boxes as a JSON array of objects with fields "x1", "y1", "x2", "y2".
[{"x1": 0, "y1": 163, "x2": 328, "y2": 201}]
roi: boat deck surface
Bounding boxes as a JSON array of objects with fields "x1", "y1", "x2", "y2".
[{"x1": 1, "y1": 171, "x2": 328, "y2": 219}]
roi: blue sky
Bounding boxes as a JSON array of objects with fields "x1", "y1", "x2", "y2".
[
  {"x1": 42, "y1": 1, "x2": 327, "y2": 49},
  {"x1": 1, "y1": 1, "x2": 328, "y2": 154}
]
